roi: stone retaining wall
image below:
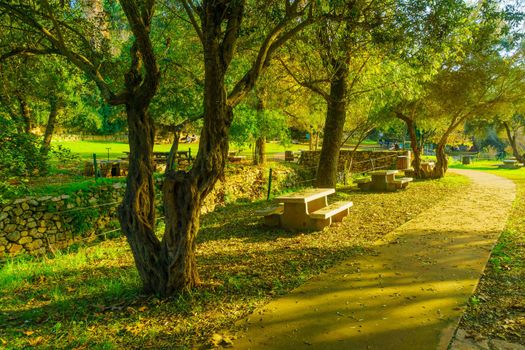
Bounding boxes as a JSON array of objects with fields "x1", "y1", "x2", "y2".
[
  {"x1": 299, "y1": 150, "x2": 410, "y2": 173},
  {"x1": 0, "y1": 166, "x2": 299, "y2": 258}
]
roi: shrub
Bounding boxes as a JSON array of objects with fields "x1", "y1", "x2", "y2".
[{"x1": 0, "y1": 117, "x2": 47, "y2": 180}]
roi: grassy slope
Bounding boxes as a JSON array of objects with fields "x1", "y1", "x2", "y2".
[
  {"x1": 451, "y1": 160, "x2": 525, "y2": 344},
  {"x1": 0, "y1": 174, "x2": 469, "y2": 349},
  {"x1": 52, "y1": 140, "x2": 308, "y2": 160}
]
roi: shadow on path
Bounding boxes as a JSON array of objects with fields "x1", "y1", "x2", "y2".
[{"x1": 231, "y1": 169, "x2": 516, "y2": 350}]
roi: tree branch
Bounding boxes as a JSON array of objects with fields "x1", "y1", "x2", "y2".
[
  {"x1": 227, "y1": 4, "x2": 316, "y2": 107},
  {"x1": 181, "y1": 0, "x2": 204, "y2": 45},
  {"x1": 278, "y1": 57, "x2": 330, "y2": 101},
  {"x1": 0, "y1": 47, "x2": 59, "y2": 62}
]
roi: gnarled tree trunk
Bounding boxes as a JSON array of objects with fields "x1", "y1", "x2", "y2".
[
  {"x1": 160, "y1": 3, "x2": 235, "y2": 293},
  {"x1": 503, "y1": 121, "x2": 524, "y2": 163},
  {"x1": 254, "y1": 136, "x2": 266, "y2": 165},
  {"x1": 433, "y1": 135, "x2": 449, "y2": 179},
  {"x1": 396, "y1": 112, "x2": 422, "y2": 178},
  {"x1": 118, "y1": 101, "x2": 160, "y2": 293},
  {"x1": 316, "y1": 62, "x2": 348, "y2": 188},
  {"x1": 16, "y1": 93, "x2": 31, "y2": 134},
  {"x1": 41, "y1": 96, "x2": 60, "y2": 157}
]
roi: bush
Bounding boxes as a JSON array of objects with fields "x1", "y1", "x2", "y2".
[
  {"x1": 49, "y1": 144, "x2": 80, "y2": 162},
  {"x1": 0, "y1": 117, "x2": 47, "y2": 180}
]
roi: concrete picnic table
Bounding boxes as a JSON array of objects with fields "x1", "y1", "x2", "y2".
[
  {"x1": 275, "y1": 188, "x2": 335, "y2": 230},
  {"x1": 498, "y1": 159, "x2": 523, "y2": 169},
  {"x1": 369, "y1": 170, "x2": 398, "y2": 191}
]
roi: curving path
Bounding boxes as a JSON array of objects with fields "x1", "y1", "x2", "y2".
[{"x1": 232, "y1": 169, "x2": 516, "y2": 350}]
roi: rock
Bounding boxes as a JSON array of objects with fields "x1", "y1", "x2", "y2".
[
  {"x1": 20, "y1": 230, "x2": 28, "y2": 237},
  {"x1": 21, "y1": 202, "x2": 30, "y2": 210},
  {"x1": 51, "y1": 196, "x2": 61, "y2": 202},
  {"x1": 56, "y1": 221, "x2": 62, "y2": 229},
  {"x1": 39, "y1": 220, "x2": 46, "y2": 228},
  {"x1": 37, "y1": 196, "x2": 52, "y2": 202},
  {"x1": 27, "y1": 221, "x2": 37, "y2": 228},
  {"x1": 88, "y1": 197, "x2": 97, "y2": 204},
  {"x1": 0, "y1": 212, "x2": 8, "y2": 221},
  {"x1": 38, "y1": 227, "x2": 46, "y2": 233},
  {"x1": 0, "y1": 237, "x2": 7, "y2": 246},
  {"x1": 13, "y1": 207, "x2": 23, "y2": 216},
  {"x1": 9, "y1": 244, "x2": 23, "y2": 254},
  {"x1": 26, "y1": 239, "x2": 42, "y2": 251},
  {"x1": 2, "y1": 206, "x2": 13, "y2": 212},
  {"x1": 5, "y1": 224, "x2": 17, "y2": 233},
  {"x1": 43, "y1": 213, "x2": 53, "y2": 220},
  {"x1": 28, "y1": 199, "x2": 39, "y2": 206},
  {"x1": 61, "y1": 195, "x2": 70, "y2": 200},
  {"x1": 19, "y1": 236, "x2": 32, "y2": 245},
  {"x1": 6, "y1": 231, "x2": 21, "y2": 242}
]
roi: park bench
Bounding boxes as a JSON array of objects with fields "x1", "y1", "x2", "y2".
[
  {"x1": 255, "y1": 203, "x2": 284, "y2": 227},
  {"x1": 309, "y1": 201, "x2": 353, "y2": 230},
  {"x1": 496, "y1": 159, "x2": 523, "y2": 169},
  {"x1": 229, "y1": 155, "x2": 246, "y2": 162},
  {"x1": 391, "y1": 177, "x2": 413, "y2": 190},
  {"x1": 259, "y1": 188, "x2": 352, "y2": 230},
  {"x1": 354, "y1": 178, "x2": 372, "y2": 190}
]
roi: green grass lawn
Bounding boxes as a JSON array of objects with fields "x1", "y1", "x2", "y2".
[
  {"x1": 52, "y1": 140, "x2": 308, "y2": 160},
  {"x1": 451, "y1": 160, "x2": 525, "y2": 343}
]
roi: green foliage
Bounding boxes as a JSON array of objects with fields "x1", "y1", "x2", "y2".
[
  {"x1": 0, "y1": 116, "x2": 46, "y2": 180},
  {"x1": 49, "y1": 145, "x2": 81, "y2": 163},
  {"x1": 230, "y1": 104, "x2": 290, "y2": 147}
]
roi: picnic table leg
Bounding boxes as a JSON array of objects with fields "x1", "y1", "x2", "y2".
[
  {"x1": 371, "y1": 175, "x2": 388, "y2": 191},
  {"x1": 281, "y1": 203, "x2": 310, "y2": 230},
  {"x1": 332, "y1": 208, "x2": 350, "y2": 222}
]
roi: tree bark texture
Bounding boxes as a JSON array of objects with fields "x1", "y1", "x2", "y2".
[
  {"x1": 433, "y1": 136, "x2": 449, "y2": 179},
  {"x1": 316, "y1": 62, "x2": 348, "y2": 187},
  {"x1": 118, "y1": 102, "x2": 161, "y2": 294},
  {"x1": 254, "y1": 136, "x2": 266, "y2": 165},
  {"x1": 116, "y1": 0, "x2": 162, "y2": 295},
  {"x1": 254, "y1": 96, "x2": 266, "y2": 165},
  {"x1": 16, "y1": 93, "x2": 32, "y2": 133},
  {"x1": 503, "y1": 122, "x2": 524, "y2": 163},
  {"x1": 396, "y1": 113, "x2": 422, "y2": 178},
  {"x1": 40, "y1": 97, "x2": 59, "y2": 157}
]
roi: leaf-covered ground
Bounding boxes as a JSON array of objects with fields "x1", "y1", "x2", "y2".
[
  {"x1": 0, "y1": 174, "x2": 470, "y2": 349},
  {"x1": 454, "y1": 163, "x2": 525, "y2": 345}
]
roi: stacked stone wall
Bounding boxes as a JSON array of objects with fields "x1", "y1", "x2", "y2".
[
  {"x1": 299, "y1": 150, "x2": 409, "y2": 173},
  {"x1": 0, "y1": 165, "x2": 297, "y2": 258}
]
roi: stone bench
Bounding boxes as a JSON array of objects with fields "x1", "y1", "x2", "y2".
[
  {"x1": 309, "y1": 201, "x2": 353, "y2": 230},
  {"x1": 228, "y1": 155, "x2": 247, "y2": 162},
  {"x1": 354, "y1": 178, "x2": 371, "y2": 190},
  {"x1": 391, "y1": 177, "x2": 413, "y2": 190},
  {"x1": 255, "y1": 203, "x2": 284, "y2": 227}
]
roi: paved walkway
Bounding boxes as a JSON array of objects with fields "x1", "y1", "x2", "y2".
[{"x1": 232, "y1": 170, "x2": 516, "y2": 350}]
